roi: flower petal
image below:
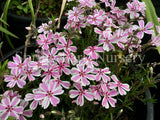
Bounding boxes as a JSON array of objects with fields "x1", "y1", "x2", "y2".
[{"x1": 50, "y1": 96, "x2": 60, "y2": 106}]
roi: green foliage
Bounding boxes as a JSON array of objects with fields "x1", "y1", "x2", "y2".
[
  {"x1": 0, "y1": 60, "x2": 9, "y2": 91},
  {"x1": 17, "y1": 4, "x2": 29, "y2": 14},
  {"x1": 141, "y1": 0, "x2": 160, "y2": 54},
  {"x1": 7, "y1": 116, "x2": 16, "y2": 120},
  {"x1": 0, "y1": 18, "x2": 8, "y2": 25},
  {"x1": 1, "y1": 0, "x2": 19, "y2": 49},
  {"x1": 0, "y1": 26, "x2": 19, "y2": 38},
  {"x1": 28, "y1": 0, "x2": 35, "y2": 24}
]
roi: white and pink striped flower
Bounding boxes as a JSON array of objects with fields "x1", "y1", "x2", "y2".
[
  {"x1": 109, "y1": 75, "x2": 130, "y2": 95},
  {"x1": 137, "y1": 20, "x2": 154, "y2": 39},
  {"x1": 93, "y1": 67, "x2": 111, "y2": 82},
  {"x1": 69, "y1": 83, "x2": 93, "y2": 106},
  {"x1": 0, "y1": 97, "x2": 23, "y2": 120},
  {"x1": 4, "y1": 69, "x2": 26, "y2": 88},
  {"x1": 83, "y1": 46, "x2": 103, "y2": 59},
  {"x1": 34, "y1": 81, "x2": 64, "y2": 109},
  {"x1": 67, "y1": 7, "x2": 84, "y2": 22},
  {"x1": 71, "y1": 64, "x2": 95, "y2": 86}
]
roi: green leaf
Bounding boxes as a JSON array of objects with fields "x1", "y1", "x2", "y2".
[
  {"x1": 17, "y1": 5, "x2": 23, "y2": 10},
  {"x1": 7, "y1": 116, "x2": 16, "y2": 120},
  {"x1": 2, "y1": 0, "x2": 11, "y2": 21},
  {"x1": 0, "y1": 26, "x2": 18, "y2": 38},
  {"x1": 142, "y1": 0, "x2": 160, "y2": 54},
  {"x1": 2, "y1": 60, "x2": 9, "y2": 70},
  {"x1": 0, "y1": 42, "x2": 3, "y2": 49},
  {"x1": 24, "y1": 7, "x2": 28, "y2": 14},
  {"x1": 12, "y1": 1, "x2": 19, "y2": 5},
  {"x1": 2, "y1": 0, "x2": 15, "y2": 49},
  {"x1": 0, "y1": 18, "x2": 8, "y2": 26}
]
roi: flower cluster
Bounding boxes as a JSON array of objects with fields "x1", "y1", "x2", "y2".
[
  {"x1": 0, "y1": 91, "x2": 32, "y2": 120},
  {"x1": 1, "y1": 0, "x2": 160, "y2": 119}
]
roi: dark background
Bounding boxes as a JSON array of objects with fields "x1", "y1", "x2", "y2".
[{"x1": 0, "y1": 0, "x2": 160, "y2": 120}]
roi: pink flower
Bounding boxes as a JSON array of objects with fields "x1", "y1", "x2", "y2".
[
  {"x1": 101, "y1": 89, "x2": 118, "y2": 109},
  {"x1": 71, "y1": 64, "x2": 95, "y2": 86},
  {"x1": 133, "y1": 0, "x2": 146, "y2": 15},
  {"x1": 69, "y1": 83, "x2": 93, "y2": 106},
  {"x1": 35, "y1": 81, "x2": 64, "y2": 109},
  {"x1": 52, "y1": 76, "x2": 71, "y2": 89},
  {"x1": 0, "y1": 97, "x2": 23, "y2": 120},
  {"x1": 8, "y1": 54, "x2": 29, "y2": 73},
  {"x1": 3, "y1": 90, "x2": 21, "y2": 100},
  {"x1": 67, "y1": 7, "x2": 84, "y2": 22},
  {"x1": 137, "y1": 20, "x2": 154, "y2": 39},
  {"x1": 78, "y1": 0, "x2": 96, "y2": 8},
  {"x1": 100, "y1": 81, "x2": 111, "y2": 94},
  {"x1": 29, "y1": 59, "x2": 48, "y2": 70},
  {"x1": 103, "y1": 17, "x2": 116, "y2": 28},
  {"x1": 58, "y1": 51, "x2": 78, "y2": 65},
  {"x1": 111, "y1": 6, "x2": 123, "y2": 18},
  {"x1": 19, "y1": 101, "x2": 33, "y2": 120},
  {"x1": 94, "y1": 27, "x2": 104, "y2": 39},
  {"x1": 100, "y1": 0, "x2": 110, "y2": 7},
  {"x1": 25, "y1": 89, "x2": 41, "y2": 110},
  {"x1": 110, "y1": 75, "x2": 130, "y2": 95},
  {"x1": 125, "y1": 2, "x2": 139, "y2": 19},
  {"x1": 38, "y1": 23, "x2": 52, "y2": 34},
  {"x1": 37, "y1": 32, "x2": 54, "y2": 50},
  {"x1": 41, "y1": 47, "x2": 59, "y2": 64},
  {"x1": 150, "y1": 34, "x2": 160, "y2": 47},
  {"x1": 156, "y1": 26, "x2": 160, "y2": 34},
  {"x1": 87, "y1": 9, "x2": 105, "y2": 25},
  {"x1": 93, "y1": 67, "x2": 111, "y2": 82},
  {"x1": 98, "y1": 35, "x2": 117, "y2": 52},
  {"x1": 79, "y1": 56, "x2": 99, "y2": 68},
  {"x1": 83, "y1": 46, "x2": 103, "y2": 59},
  {"x1": 90, "y1": 85, "x2": 101, "y2": 101},
  {"x1": 52, "y1": 32, "x2": 63, "y2": 44},
  {"x1": 23, "y1": 65, "x2": 41, "y2": 81},
  {"x1": 57, "y1": 37, "x2": 77, "y2": 52},
  {"x1": 42, "y1": 64, "x2": 59, "y2": 83},
  {"x1": 64, "y1": 20, "x2": 75, "y2": 29},
  {"x1": 4, "y1": 70, "x2": 26, "y2": 88},
  {"x1": 100, "y1": 82, "x2": 118, "y2": 109},
  {"x1": 55, "y1": 57, "x2": 70, "y2": 75},
  {"x1": 73, "y1": 20, "x2": 86, "y2": 34},
  {"x1": 94, "y1": 27, "x2": 112, "y2": 40},
  {"x1": 111, "y1": 29, "x2": 128, "y2": 49}
]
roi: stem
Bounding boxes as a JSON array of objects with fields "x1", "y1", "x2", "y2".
[
  {"x1": 120, "y1": 79, "x2": 155, "y2": 109},
  {"x1": 23, "y1": 1, "x2": 40, "y2": 60},
  {"x1": 0, "y1": 47, "x2": 4, "y2": 61},
  {"x1": 57, "y1": 0, "x2": 67, "y2": 28}
]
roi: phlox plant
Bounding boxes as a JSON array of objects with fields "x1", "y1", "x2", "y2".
[{"x1": 1, "y1": 0, "x2": 160, "y2": 119}]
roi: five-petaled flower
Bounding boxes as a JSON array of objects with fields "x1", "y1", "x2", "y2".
[
  {"x1": 37, "y1": 32, "x2": 54, "y2": 50},
  {"x1": 67, "y1": 7, "x2": 84, "y2": 22},
  {"x1": 93, "y1": 67, "x2": 111, "y2": 82},
  {"x1": 52, "y1": 76, "x2": 71, "y2": 89},
  {"x1": 101, "y1": 85, "x2": 118, "y2": 109},
  {"x1": 109, "y1": 75, "x2": 130, "y2": 95},
  {"x1": 0, "y1": 97, "x2": 23, "y2": 120},
  {"x1": 69, "y1": 83, "x2": 93, "y2": 106},
  {"x1": 137, "y1": 20, "x2": 154, "y2": 39},
  {"x1": 83, "y1": 46, "x2": 103, "y2": 59},
  {"x1": 4, "y1": 69, "x2": 26, "y2": 88},
  {"x1": 71, "y1": 64, "x2": 95, "y2": 86},
  {"x1": 8, "y1": 54, "x2": 30, "y2": 73},
  {"x1": 34, "y1": 81, "x2": 64, "y2": 109}
]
